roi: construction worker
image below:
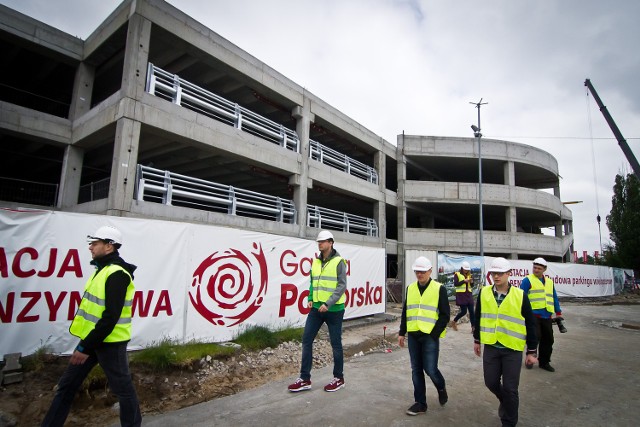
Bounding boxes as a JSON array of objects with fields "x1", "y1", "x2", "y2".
[
  {"x1": 473, "y1": 257, "x2": 538, "y2": 427},
  {"x1": 398, "y1": 256, "x2": 450, "y2": 416},
  {"x1": 450, "y1": 261, "x2": 474, "y2": 331},
  {"x1": 42, "y1": 226, "x2": 141, "y2": 427},
  {"x1": 288, "y1": 230, "x2": 348, "y2": 393},
  {"x1": 519, "y1": 257, "x2": 562, "y2": 372}
]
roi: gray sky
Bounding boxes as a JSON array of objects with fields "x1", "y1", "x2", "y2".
[{"x1": 2, "y1": 0, "x2": 639, "y2": 257}]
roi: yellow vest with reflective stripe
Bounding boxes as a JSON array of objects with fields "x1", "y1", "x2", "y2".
[
  {"x1": 526, "y1": 274, "x2": 554, "y2": 313},
  {"x1": 479, "y1": 286, "x2": 526, "y2": 351},
  {"x1": 311, "y1": 256, "x2": 346, "y2": 305},
  {"x1": 406, "y1": 281, "x2": 446, "y2": 338},
  {"x1": 454, "y1": 271, "x2": 471, "y2": 293},
  {"x1": 70, "y1": 264, "x2": 135, "y2": 342}
]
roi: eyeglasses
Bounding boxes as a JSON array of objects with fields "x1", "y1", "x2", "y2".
[
  {"x1": 490, "y1": 271, "x2": 508, "y2": 277},
  {"x1": 414, "y1": 271, "x2": 429, "y2": 274}
]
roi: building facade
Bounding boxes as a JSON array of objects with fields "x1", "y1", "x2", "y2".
[{"x1": 0, "y1": 0, "x2": 573, "y2": 283}]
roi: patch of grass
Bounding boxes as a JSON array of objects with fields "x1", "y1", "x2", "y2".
[
  {"x1": 234, "y1": 325, "x2": 303, "y2": 351},
  {"x1": 21, "y1": 341, "x2": 55, "y2": 372},
  {"x1": 130, "y1": 338, "x2": 235, "y2": 370}
]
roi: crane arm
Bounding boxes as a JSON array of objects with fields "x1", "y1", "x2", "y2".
[{"x1": 584, "y1": 78, "x2": 640, "y2": 176}]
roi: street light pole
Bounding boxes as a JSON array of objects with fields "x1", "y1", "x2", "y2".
[{"x1": 470, "y1": 99, "x2": 487, "y2": 258}]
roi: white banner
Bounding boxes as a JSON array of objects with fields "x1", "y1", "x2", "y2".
[
  {"x1": 0, "y1": 209, "x2": 385, "y2": 355},
  {"x1": 483, "y1": 257, "x2": 615, "y2": 297}
]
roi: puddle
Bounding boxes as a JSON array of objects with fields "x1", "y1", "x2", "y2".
[{"x1": 594, "y1": 319, "x2": 640, "y2": 331}]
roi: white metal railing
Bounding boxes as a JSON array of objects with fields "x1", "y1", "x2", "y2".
[
  {"x1": 309, "y1": 139, "x2": 378, "y2": 184},
  {"x1": 146, "y1": 64, "x2": 379, "y2": 184},
  {"x1": 135, "y1": 165, "x2": 296, "y2": 224},
  {"x1": 307, "y1": 205, "x2": 378, "y2": 237},
  {"x1": 146, "y1": 63, "x2": 299, "y2": 152}
]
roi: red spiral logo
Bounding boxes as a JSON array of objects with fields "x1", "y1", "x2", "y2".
[{"x1": 189, "y1": 242, "x2": 268, "y2": 326}]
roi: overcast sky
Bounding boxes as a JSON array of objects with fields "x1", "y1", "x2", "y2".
[{"x1": 2, "y1": 0, "x2": 639, "y2": 257}]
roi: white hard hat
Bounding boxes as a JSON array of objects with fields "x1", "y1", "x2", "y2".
[
  {"x1": 412, "y1": 256, "x2": 432, "y2": 272},
  {"x1": 316, "y1": 230, "x2": 334, "y2": 242},
  {"x1": 533, "y1": 257, "x2": 547, "y2": 267},
  {"x1": 461, "y1": 261, "x2": 471, "y2": 271},
  {"x1": 87, "y1": 226, "x2": 123, "y2": 245},
  {"x1": 488, "y1": 257, "x2": 511, "y2": 273}
]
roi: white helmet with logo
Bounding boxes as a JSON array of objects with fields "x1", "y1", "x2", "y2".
[
  {"x1": 461, "y1": 261, "x2": 471, "y2": 271},
  {"x1": 488, "y1": 257, "x2": 511, "y2": 273},
  {"x1": 87, "y1": 226, "x2": 123, "y2": 245},
  {"x1": 533, "y1": 257, "x2": 547, "y2": 267},
  {"x1": 316, "y1": 230, "x2": 334, "y2": 242},
  {"x1": 412, "y1": 256, "x2": 432, "y2": 272}
]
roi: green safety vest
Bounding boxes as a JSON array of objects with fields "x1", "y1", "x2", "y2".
[
  {"x1": 311, "y1": 256, "x2": 346, "y2": 305},
  {"x1": 479, "y1": 286, "x2": 526, "y2": 351},
  {"x1": 526, "y1": 274, "x2": 554, "y2": 313},
  {"x1": 70, "y1": 264, "x2": 135, "y2": 343},
  {"x1": 406, "y1": 281, "x2": 446, "y2": 338},
  {"x1": 454, "y1": 271, "x2": 471, "y2": 293}
]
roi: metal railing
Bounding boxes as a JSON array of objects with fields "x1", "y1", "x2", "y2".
[
  {"x1": 146, "y1": 63, "x2": 299, "y2": 152},
  {"x1": 78, "y1": 178, "x2": 110, "y2": 203},
  {"x1": 310, "y1": 139, "x2": 378, "y2": 184},
  {"x1": 307, "y1": 204, "x2": 378, "y2": 237},
  {"x1": 135, "y1": 165, "x2": 296, "y2": 224},
  {"x1": 0, "y1": 176, "x2": 58, "y2": 206}
]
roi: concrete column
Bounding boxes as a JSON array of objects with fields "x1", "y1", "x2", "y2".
[
  {"x1": 107, "y1": 118, "x2": 141, "y2": 213},
  {"x1": 396, "y1": 134, "x2": 407, "y2": 285},
  {"x1": 69, "y1": 62, "x2": 95, "y2": 120},
  {"x1": 291, "y1": 95, "x2": 314, "y2": 237},
  {"x1": 374, "y1": 151, "x2": 386, "y2": 241},
  {"x1": 505, "y1": 206, "x2": 517, "y2": 232},
  {"x1": 554, "y1": 183, "x2": 563, "y2": 237},
  {"x1": 504, "y1": 161, "x2": 517, "y2": 236},
  {"x1": 504, "y1": 161, "x2": 515, "y2": 186},
  {"x1": 121, "y1": 14, "x2": 151, "y2": 99},
  {"x1": 57, "y1": 146, "x2": 84, "y2": 208}
]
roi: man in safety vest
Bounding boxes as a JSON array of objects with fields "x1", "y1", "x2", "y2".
[
  {"x1": 398, "y1": 256, "x2": 450, "y2": 416},
  {"x1": 473, "y1": 257, "x2": 538, "y2": 427},
  {"x1": 42, "y1": 226, "x2": 141, "y2": 427},
  {"x1": 288, "y1": 230, "x2": 348, "y2": 393},
  {"x1": 450, "y1": 261, "x2": 474, "y2": 331},
  {"x1": 519, "y1": 257, "x2": 563, "y2": 372}
]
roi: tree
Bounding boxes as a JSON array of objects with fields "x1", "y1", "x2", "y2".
[{"x1": 605, "y1": 173, "x2": 640, "y2": 272}]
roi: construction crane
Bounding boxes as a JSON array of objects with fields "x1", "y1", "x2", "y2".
[{"x1": 584, "y1": 79, "x2": 640, "y2": 177}]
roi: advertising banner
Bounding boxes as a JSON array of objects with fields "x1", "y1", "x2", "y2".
[
  {"x1": 437, "y1": 253, "x2": 484, "y2": 298},
  {"x1": 0, "y1": 209, "x2": 385, "y2": 355}
]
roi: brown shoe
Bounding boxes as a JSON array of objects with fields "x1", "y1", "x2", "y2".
[{"x1": 449, "y1": 321, "x2": 458, "y2": 331}]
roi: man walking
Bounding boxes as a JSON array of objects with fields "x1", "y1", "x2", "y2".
[
  {"x1": 42, "y1": 226, "x2": 141, "y2": 427},
  {"x1": 450, "y1": 261, "x2": 474, "y2": 331},
  {"x1": 473, "y1": 257, "x2": 538, "y2": 427},
  {"x1": 288, "y1": 230, "x2": 348, "y2": 393},
  {"x1": 519, "y1": 257, "x2": 563, "y2": 372},
  {"x1": 398, "y1": 256, "x2": 450, "y2": 416}
]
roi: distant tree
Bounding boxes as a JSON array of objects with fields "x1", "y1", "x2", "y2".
[{"x1": 605, "y1": 173, "x2": 640, "y2": 272}]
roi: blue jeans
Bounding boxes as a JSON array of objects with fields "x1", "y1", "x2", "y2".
[
  {"x1": 407, "y1": 333, "x2": 446, "y2": 406},
  {"x1": 42, "y1": 342, "x2": 141, "y2": 427},
  {"x1": 300, "y1": 307, "x2": 344, "y2": 380}
]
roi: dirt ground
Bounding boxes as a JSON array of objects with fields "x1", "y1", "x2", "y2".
[{"x1": 1, "y1": 290, "x2": 639, "y2": 427}]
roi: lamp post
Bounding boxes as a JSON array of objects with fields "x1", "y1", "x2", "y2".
[{"x1": 470, "y1": 99, "x2": 487, "y2": 258}]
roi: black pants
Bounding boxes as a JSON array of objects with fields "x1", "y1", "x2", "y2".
[
  {"x1": 483, "y1": 345, "x2": 522, "y2": 427},
  {"x1": 534, "y1": 317, "x2": 554, "y2": 365}
]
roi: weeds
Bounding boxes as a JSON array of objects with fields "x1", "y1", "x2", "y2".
[{"x1": 234, "y1": 325, "x2": 303, "y2": 351}]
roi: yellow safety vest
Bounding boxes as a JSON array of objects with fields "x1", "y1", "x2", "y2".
[
  {"x1": 454, "y1": 271, "x2": 471, "y2": 293},
  {"x1": 525, "y1": 274, "x2": 554, "y2": 313},
  {"x1": 70, "y1": 264, "x2": 135, "y2": 342},
  {"x1": 311, "y1": 256, "x2": 346, "y2": 305},
  {"x1": 406, "y1": 281, "x2": 446, "y2": 338},
  {"x1": 479, "y1": 286, "x2": 526, "y2": 351}
]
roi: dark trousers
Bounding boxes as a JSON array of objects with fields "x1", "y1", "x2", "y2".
[
  {"x1": 534, "y1": 317, "x2": 554, "y2": 365},
  {"x1": 482, "y1": 344, "x2": 522, "y2": 427},
  {"x1": 300, "y1": 307, "x2": 344, "y2": 380},
  {"x1": 42, "y1": 342, "x2": 141, "y2": 427},
  {"x1": 454, "y1": 303, "x2": 475, "y2": 323},
  {"x1": 407, "y1": 333, "x2": 446, "y2": 406}
]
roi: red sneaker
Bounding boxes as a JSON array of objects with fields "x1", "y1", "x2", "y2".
[
  {"x1": 323, "y1": 377, "x2": 345, "y2": 392},
  {"x1": 288, "y1": 378, "x2": 311, "y2": 392}
]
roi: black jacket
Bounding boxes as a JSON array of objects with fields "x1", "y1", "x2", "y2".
[{"x1": 78, "y1": 250, "x2": 137, "y2": 352}]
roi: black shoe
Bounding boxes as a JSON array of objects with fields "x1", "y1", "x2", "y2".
[
  {"x1": 525, "y1": 362, "x2": 533, "y2": 369},
  {"x1": 406, "y1": 402, "x2": 427, "y2": 416},
  {"x1": 539, "y1": 363, "x2": 555, "y2": 372},
  {"x1": 438, "y1": 388, "x2": 448, "y2": 406}
]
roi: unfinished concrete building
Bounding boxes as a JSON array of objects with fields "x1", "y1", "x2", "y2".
[{"x1": 0, "y1": 0, "x2": 573, "y2": 282}]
